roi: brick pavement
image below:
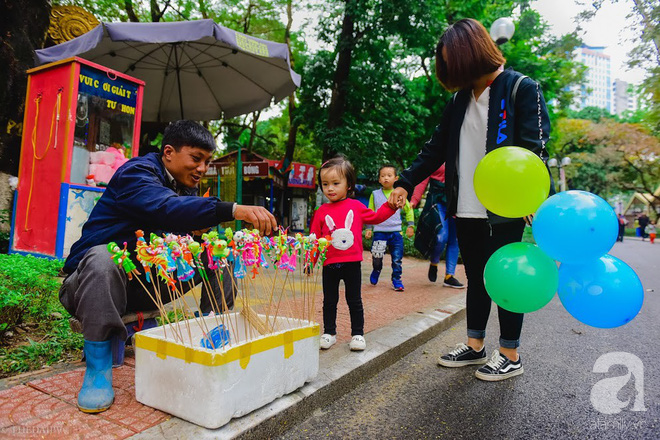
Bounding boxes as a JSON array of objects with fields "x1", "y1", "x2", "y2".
[
  {"x1": 319, "y1": 251, "x2": 466, "y2": 345},
  {"x1": 0, "y1": 252, "x2": 466, "y2": 439}
]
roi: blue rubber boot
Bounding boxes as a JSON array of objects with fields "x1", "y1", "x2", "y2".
[{"x1": 78, "y1": 340, "x2": 115, "y2": 413}]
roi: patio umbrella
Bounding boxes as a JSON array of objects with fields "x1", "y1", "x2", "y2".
[{"x1": 34, "y1": 20, "x2": 300, "y2": 121}]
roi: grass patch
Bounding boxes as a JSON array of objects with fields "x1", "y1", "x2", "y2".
[{"x1": 0, "y1": 254, "x2": 83, "y2": 378}]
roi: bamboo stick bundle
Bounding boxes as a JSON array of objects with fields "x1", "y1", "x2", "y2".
[
  {"x1": 110, "y1": 228, "x2": 329, "y2": 350},
  {"x1": 240, "y1": 304, "x2": 270, "y2": 335}
]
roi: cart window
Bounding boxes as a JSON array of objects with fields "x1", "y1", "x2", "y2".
[{"x1": 72, "y1": 65, "x2": 139, "y2": 185}]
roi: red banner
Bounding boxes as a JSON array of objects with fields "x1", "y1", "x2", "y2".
[{"x1": 270, "y1": 161, "x2": 316, "y2": 189}]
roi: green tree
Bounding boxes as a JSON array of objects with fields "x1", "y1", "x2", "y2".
[
  {"x1": 566, "y1": 106, "x2": 618, "y2": 123},
  {"x1": 552, "y1": 117, "x2": 660, "y2": 198},
  {"x1": 500, "y1": 8, "x2": 586, "y2": 116},
  {"x1": 297, "y1": 0, "x2": 585, "y2": 178}
]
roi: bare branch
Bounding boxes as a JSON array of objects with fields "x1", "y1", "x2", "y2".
[{"x1": 420, "y1": 57, "x2": 433, "y2": 84}]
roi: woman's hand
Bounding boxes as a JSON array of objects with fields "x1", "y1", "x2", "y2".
[
  {"x1": 365, "y1": 230, "x2": 373, "y2": 239},
  {"x1": 405, "y1": 226, "x2": 414, "y2": 238},
  {"x1": 388, "y1": 187, "x2": 408, "y2": 209}
]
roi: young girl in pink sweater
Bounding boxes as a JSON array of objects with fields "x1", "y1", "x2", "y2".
[{"x1": 311, "y1": 157, "x2": 396, "y2": 351}]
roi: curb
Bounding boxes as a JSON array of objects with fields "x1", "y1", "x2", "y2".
[{"x1": 130, "y1": 299, "x2": 466, "y2": 439}]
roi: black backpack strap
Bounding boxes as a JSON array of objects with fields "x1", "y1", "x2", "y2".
[{"x1": 511, "y1": 74, "x2": 528, "y2": 104}]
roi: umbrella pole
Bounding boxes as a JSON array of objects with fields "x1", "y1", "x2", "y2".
[
  {"x1": 236, "y1": 149, "x2": 242, "y2": 230},
  {"x1": 174, "y1": 44, "x2": 185, "y2": 120}
]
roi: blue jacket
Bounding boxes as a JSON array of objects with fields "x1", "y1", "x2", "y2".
[
  {"x1": 395, "y1": 68, "x2": 553, "y2": 225},
  {"x1": 64, "y1": 152, "x2": 234, "y2": 274}
]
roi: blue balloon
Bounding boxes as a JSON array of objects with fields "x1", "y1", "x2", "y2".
[
  {"x1": 200, "y1": 324, "x2": 231, "y2": 349},
  {"x1": 558, "y1": 255, "x2": 643, "y2": 328},
  {"x1": 532, "y1": 190, "x2": 618, "y2": 264}
]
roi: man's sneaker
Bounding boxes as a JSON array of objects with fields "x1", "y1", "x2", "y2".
[
  {"x1": 475, "y1": 350, "x2": 524, "y2": 381},
  {"x1": 349, "y1": 335, "x2": 366, "y2": 351},
  {"x1": 443, "y1": 275, "x2": 465, "y2": 289},
  {"x1": 369, "y1": 270, "x2": 380, "y2": 285},
  {"x1": 392, "y1": 279, "x2": 404, "y2": 291},
  {"x1": 438, "y1": 343, "x2": 487, "y2": 367},
  {"x1": 428, "y1": 264, "x2": 438, "y2": 282},
  {"x1": 319, "y1": 334, "x2": 336, "y2": 350}
]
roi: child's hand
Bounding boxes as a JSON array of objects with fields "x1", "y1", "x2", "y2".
[
  {"x1": 365, "y1": 230, "x2": 373, "y2": 239},
  {"x1": 388, "y1": 187, "x2": 408, "y2": 209},
  {"x1": 405, "y1": 226, "x2": 414, "y2": 238}
]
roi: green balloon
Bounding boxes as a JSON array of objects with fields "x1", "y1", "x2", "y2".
[
  {"x1": 473, "y1": 146, "x2": 550, "y2": 218},
  {"x1": 484, "y1": 242, "x2": 558, "y2": 313}
]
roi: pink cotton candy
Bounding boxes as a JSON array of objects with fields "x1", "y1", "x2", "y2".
[{"x1": 106, "y1": 147, "x2": 129, "y2": 170}]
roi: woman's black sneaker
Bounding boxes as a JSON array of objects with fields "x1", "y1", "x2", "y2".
[
  {"x1": 428, "y1": 264, "x2": 438, "y2": 282},
  {"x1": 438, "y1": 343, "x2": 487, "y2": 367},
  {"x1": 475, "y1": 350, "x2": 524, "y2": 381},
  {"x1": 443, "y1": 275, "x2": 465, "y2": 289}
]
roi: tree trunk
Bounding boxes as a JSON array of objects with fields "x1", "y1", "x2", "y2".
[
  {"x1": 124, "y1": 0, "x2": 140, "y2": 22},
  {"x1": 281, "y1": 0, "x2": 299, "y2": 220},
  {"x1": 247, "y1": 110, "x2": 261, "y2": 153},
  {"x1": 242, "y1": 2, "x2": 254, "y2": 34},
  {"x1": 324, "y1": 0, "x2": 357, "y2": 161},
  {"x1": 150, "y1": 0, "x2": 163, "y2": 22},
  {"x1": 284, "y1": 0, "x2": 298, "y2": 171}
]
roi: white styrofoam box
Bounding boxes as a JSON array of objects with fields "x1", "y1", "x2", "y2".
[{"x1": 134, "y1": 313, "x2": 319, "y2": 429}]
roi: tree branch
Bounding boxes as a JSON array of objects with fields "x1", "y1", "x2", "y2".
[
  {"x1": 199, "y1": 0, "x2": 209, "y2": 19},
  {"x1": 632, "y1": 0, "x2": 660, "y2": 64},
  {"x1": 124, "y1": 0, "x2": 140, "y2": 22},
  {"x1": 420, "y1": 56, "x2": 433, "y2": 84},
  {"x1": 221, "y1": 122, "x2": 276, "y2": 147},
  {"x1": 622, "y1": 155, "x2": 655, "y2": 194}
]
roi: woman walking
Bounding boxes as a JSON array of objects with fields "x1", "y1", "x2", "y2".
[{"x1": 389, "y1": 18, "x2": 551, "y2": 381}]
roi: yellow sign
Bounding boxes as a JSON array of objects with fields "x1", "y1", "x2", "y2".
[{"x1": 235, "y1": 33, "x2": 269, "y2": 57}]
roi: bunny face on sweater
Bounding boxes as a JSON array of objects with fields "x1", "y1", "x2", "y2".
[{"x1": 325, "y1": 210, "x2": 354, "y2": 251}]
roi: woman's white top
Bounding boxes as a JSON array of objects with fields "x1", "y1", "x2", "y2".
[{"x1": 456, "y1": 87, "x2": 490, "y2": 219}]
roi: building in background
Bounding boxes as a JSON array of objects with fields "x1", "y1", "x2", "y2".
[
  {"x1": 572, "y1": 45, "x2": 612, "y2": 112},
  {"x1": 612, "y1": 78, "x2": 640, "y2": 116}
]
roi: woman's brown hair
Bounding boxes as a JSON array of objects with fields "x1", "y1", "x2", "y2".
[{"x1": 435, "y1": 18, "x2": 506, "y2": 91}]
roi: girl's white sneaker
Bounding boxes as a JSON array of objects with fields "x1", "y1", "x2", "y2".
[
  {"x1": 349, "y1": 335, "x2": 366, "y2": 351},
  {"x1": 319, "y1": 334, "x2": 337, "y2": 349}
]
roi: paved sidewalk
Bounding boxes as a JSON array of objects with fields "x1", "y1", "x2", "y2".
[{"x1": 0, "y1": 252, "x2": 467, "y2": 439}]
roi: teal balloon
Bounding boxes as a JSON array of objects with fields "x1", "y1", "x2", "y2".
[
  {"x1": 484, "y1": 242, "x2": 558, "y2": 313},
  {"x1": 532, "y1": 190, "x2": 618, "y2": 264},
  {"x1": 558, "y1": 255, "x2": 643, "y2": 328}
]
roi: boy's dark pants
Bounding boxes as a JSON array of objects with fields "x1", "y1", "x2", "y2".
[{"x1": 59, "y1": 244, "x2": 234, "y2": 342}]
